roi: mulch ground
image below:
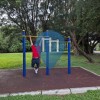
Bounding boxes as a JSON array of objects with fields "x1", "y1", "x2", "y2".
[{"x1": 0, "y1": 67, "x2": 100, "y2": 94}]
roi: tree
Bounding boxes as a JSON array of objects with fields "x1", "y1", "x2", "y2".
[
  {"x1": 75, "y1": 0, "x2": 100, "y2": 54},
  {"x1": 0, "y1": 0, "x2": 99, "y2": 62},
  {"x1": 0, "y1": 0, "x2": 55, "y2": 34},
  {"x1": 0, "y1": 26, "x2": 23, "y2": 53},
  {"x1": 51, "y1": 0, "x2": 94, "y2": 62}
]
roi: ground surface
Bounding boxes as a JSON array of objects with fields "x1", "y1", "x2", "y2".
[{"x1": 0, "y1": 67, "x2": 100, "y2": 94}]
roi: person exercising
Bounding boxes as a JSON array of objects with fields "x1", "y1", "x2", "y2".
[{"x1": 29, "y1": 35, "x2": 41, "y2": 74}]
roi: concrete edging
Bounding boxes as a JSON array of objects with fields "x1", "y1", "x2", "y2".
[{"x1": 0, "y1": 86, "x2": 100, "y2": 97}]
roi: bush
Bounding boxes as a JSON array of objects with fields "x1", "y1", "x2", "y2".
[{"x1": 0, "y1": 26, "x2": 22, "y2": 53}]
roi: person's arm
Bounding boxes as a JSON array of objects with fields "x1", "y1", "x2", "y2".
[{"x1": 29, "y1": 35, "x2": 33, "y2": 46}]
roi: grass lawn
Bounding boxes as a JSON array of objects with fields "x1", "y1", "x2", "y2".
[
  {"x1": 0, "y1": 52, "x2": 100, "y2": 74},
  {"x1": 0, "y1": 90, "x2": 100, "y2": 100}
]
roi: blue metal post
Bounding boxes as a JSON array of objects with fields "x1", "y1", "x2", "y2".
[
  {"x1": 46, "y1": 30, "x2": 49, "y2": 75},
  {"x1": 68, "y1": 36, "x2": 71, "y2": 74},
  {"x1": 22, "y1": 30, "x2": 26, "y2": 77}
]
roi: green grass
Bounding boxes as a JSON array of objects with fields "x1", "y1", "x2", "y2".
[
  {"x1": 0, "y1": 53, "x2": 22, "y2": 69},
  {"x1": 0, "y1": 52, "x2": 100, "y2": 74},
  {"x1": 56, "y1": 53, "x2": 100, "y2": 74},
  {"x1": 0, "y1": 90, "x2": 100, "y2": 100}
]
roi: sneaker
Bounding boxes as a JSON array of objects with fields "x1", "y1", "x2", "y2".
[{"x1": 35, "y1": 69, "x2": 38, "y2": 74}]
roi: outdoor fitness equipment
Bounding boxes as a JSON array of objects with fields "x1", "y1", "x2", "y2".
[
  {"x1": 42, "y1": 37, "x2": 59, "y2": 52},
  {"x1": 23, "y1": 35, "x2": 60, "y2": 52},
  {"x1": 22, "y1": 30, "x2": 71, "y2": 77}
]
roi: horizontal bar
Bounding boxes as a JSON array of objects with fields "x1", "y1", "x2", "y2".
[{"x1": 22, "y1": 35, "x2": 49, "y2": 38}]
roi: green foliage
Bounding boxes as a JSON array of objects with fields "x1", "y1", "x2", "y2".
[
  {"x1": 0, "y1": 0, "x2": 100, "y2": 55},
  {"x1": 0, "y1": 26, "x2": 22, "y2": 52},
  {"x1": 26, "y1": 40, "x2": 31, "y2": 51},
  {"x1": 0, "y1": 33, "x2": 10, "y2": 52},
  {"x1": 16, "y1": 0, "x2": 21, "y2": 7},
  {"x1": 8, "y1": 39, "x2": 22, "y2": 52}
]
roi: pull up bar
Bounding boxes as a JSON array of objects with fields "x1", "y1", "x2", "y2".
[
  {"x1": 22, "y1": 30, "x2": 71, "y2": 77},
  {"x1": 22, "y1": 35, "x2": 49, "y2": 38},
  {"x1": 22, "y1": 30, "x2": 50, "y2": 77}
]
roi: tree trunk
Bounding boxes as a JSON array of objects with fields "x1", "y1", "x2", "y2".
[
  {"x1": 72, "y1": 41, "x2": 79, "y2": 56},
  {"x1": 83, "y1": 33, "x2": 90, "y2": 54},
  {"x1": 83, "y1": 40, "x2": 96, "y2": 54},
  {"x1": 89, "y1": 46, "x2": 94, "y2": 54},
  {"x1": 84, "y1": 42, "x2": 90, "y2": 54},
  {"x1": 28, "y1": 21, "x2": 37, "y2": 35},
  {"x1": 70, "y1": 31, "x2": 94, "y2": 63}
]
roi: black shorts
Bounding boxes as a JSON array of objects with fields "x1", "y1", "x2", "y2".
[{"x1": 31, "y1": 58, "x2": 40, "y2": 69}]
